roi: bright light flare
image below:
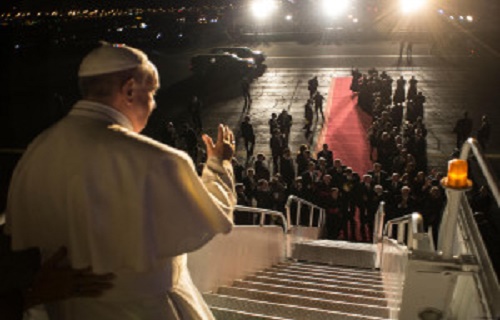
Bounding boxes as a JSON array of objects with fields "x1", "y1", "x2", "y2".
[
  {"x1": 251, "y1": 0, "x2": 277, "y2": 19},
  {"x1": 400, "y1": 0, "x2": 426, "y2": 14},
  {"x1": 285, "y1": 15, "x2": 292, "y2": 21},
  {"x1": 322, "y1": 0, "x2": 351, "y2": 18},
  {"x1": 466, "y1": 15, "x2": 473, "y2": 22}
]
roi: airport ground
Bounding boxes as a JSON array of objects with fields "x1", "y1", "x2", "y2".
[{"x1": 2, "y1": 31, "x2": 500, "y2": 229}]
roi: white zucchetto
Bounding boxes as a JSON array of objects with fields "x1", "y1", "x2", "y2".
[{"x1": 78, "y1": 42, "x2": 145, "y2": 77}]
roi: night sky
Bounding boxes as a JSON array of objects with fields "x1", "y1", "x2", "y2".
[{"x1": 0, "y1": 0, "x2": 237, "y2": 11}]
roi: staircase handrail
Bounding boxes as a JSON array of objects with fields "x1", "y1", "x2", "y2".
[
  {"x1": 460, "y1": 138, "x2": 500, "y2": 207},
  {"x1": 284, "y1": 195, "x2": 325, "y2": 232},
  {"x1": 373, "y1": 201, "x2": 386, "y2": 244},
  {"x1": 383, "y1": 212, "x2": 433, "y2": 251},
  {"x1": 458, "y1": 197, "x2": 500, "y2": 317},
  {"x1": 456, "y1": 138, "x2": 500, "y2": 317},
  {"x1": 234, "y1": 205, "x2": 288, "y2": 233}
]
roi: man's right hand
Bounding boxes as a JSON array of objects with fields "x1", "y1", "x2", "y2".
[{"x1": 202, "y1": 124, "x2": 235, "y2": 162}]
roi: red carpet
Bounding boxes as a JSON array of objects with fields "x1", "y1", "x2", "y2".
[{"x1": 316, "y1": 77, "x2": 373, "y2": 176}]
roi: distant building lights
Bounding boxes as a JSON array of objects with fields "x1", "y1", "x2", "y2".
[
  {"x1": 466, "y1": 15, "x2": 473, "y2": 22},
  {"x1": 459, "y1": 15, "x2": 464, "y2": 20},
  {"x1": 449, "y1": 15, "x2": 454, "y2": 20}
]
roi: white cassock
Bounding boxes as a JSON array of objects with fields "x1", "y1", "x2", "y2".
[{"x1": 5, "y1": 100, "x2": 236, "y2": 319}]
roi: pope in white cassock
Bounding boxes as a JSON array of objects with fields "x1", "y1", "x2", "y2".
[{"x1": 5, "y1": 43, "x2": 236, "y2": 319}]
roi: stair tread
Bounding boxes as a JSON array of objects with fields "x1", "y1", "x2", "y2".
[
  {"x1": 245, "y1": 274, "x2": 388, "y2": 297},
  {"x1": 230, "y1": 280, "x2": 390, "y2": 306},
  {"x1": 254, "y1": 270, "x2": 395, "y2": 291},
  {"x1": 267, "y1": 267, "x2": 384, "y2": 285},
  {"x1": 215, "y1": 286, "x2": 390, "y2": 318},
  {"x1": 205, "y1": 293, "x2": 390, "y2": 320},
  {"x1": 279, "y1": 261, "x2": 382, "y2": 276},
  {"x1": 211, "y1": 306, "x2": 293, "y2": 320}
]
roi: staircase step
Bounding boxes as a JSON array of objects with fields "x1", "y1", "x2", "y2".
[
  {"x1": 215, "y1": 287, "x2": 390, "y2": 318},
  {"x1": 229, "y1": 280, "x2": 388, "y2": 307},
  {"x1": 267, "y1": 266, "x2": 384, "y2": 286},
  {"x1": 245, "y1": 274, "x2": 387, "y2": 298},
  {"x1": 277, "y1": 261, "x2": 382, "y2": 279},
  {"x1": 253, "y1": 270, "x2": 390, "y2": 292},
  {"x1": 205, "y1": 294, "x2": 389, "y2": 320},
  {"x1": 278, "y1": 262, "x2": 400, "y2": 286},
  {"x1": 211, "y1": 307, "x2": 292, "y2": 320},
  {"x1": 293, "y1": 240, "x2": 377, "y2": 269}
]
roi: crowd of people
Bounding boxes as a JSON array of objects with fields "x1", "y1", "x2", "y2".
[
  {"x1": 226, "y1": 68, "x2": 489, "y2": 245},
  {"x1": 152, "y1": 69, "x2": 494, "y2": 247}
]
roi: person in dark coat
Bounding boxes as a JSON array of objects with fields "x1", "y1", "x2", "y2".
[
  {"x1": 393, "y1": 76, "x2": 406, "y2": 104},
  {"x1": 241, "y1": 77, "x2": 252, "y2": 109},
  {"x1": 277, "y1": 109, "x2": 293, "y2": 144},
  {"x1": 477, "y1": 115, "x2": 490, "y2": 151},
  {"x1": 308, "y1": 76, "x2": 319, "y2": 97},
  {"x1": 317, "y1": 143, "x2": 334, "y2": 169},
  {"x1": 314, "y1": 92, "x2": 325, "y2": 120},
  {"x1": 254, "y1": 179, "x2": 274, "y2": 210},
  {"x1": 242, "y1": 168, "x2": 258, "y2": 201},
  {"x1": 270, "y1": 129, "x2": 285, "y2": 174},
  {"x1": 254, "y1": 153, "x2": 271, "y2": 181},
  {"x1": 422, "y1": 186, "x2": 445, "y2": 244},
  {"x1": 279, "y1": 148, "x2": 296, "y2": 188},
  {"x1": 407, "y1": 76, "x2": 418, "y2": 101},
  {"x1": 303, "y1": 99, "x2": 314, "y2": 137},
  {"x1": 453, "y1": 111, "x2": 473, "y2": 149},
  {"x1": 358, "y1": 175, "x2": 375, "y2": 242},
  {"x1": 350, "y1": 68, "x2": 361, "y2": 93},
  {"x1": 324, "y1": 188, "x2": 344, "y2": 240},
  {"x1": 240, "y1": 115, "x2": 255, "y2": 160}
]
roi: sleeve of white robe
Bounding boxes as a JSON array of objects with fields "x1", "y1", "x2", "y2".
[{"x1": 149, "y1": 153, "x2": 236, "y2": 259}]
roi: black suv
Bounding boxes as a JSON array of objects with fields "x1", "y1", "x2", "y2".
[
  {"x1": 210, "y1": 47, "x2": 266, "y2": 65},
  {"x1": 190, "y1": 53, "x2": 256, "y2": 76}
]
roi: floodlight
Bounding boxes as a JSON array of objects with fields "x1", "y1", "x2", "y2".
[
  {"x1": 400, "y1": 0, "x2": 426, "y2": 14},
  {"x1": 251, "y1": 0, "x2": 277, "y2": 19},
  {"x1": 322, "y1": 0, "x2": 351, "y2": 18}
]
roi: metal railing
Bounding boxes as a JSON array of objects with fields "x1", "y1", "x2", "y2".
[
  {"x1": 458, "y1": 197, "x2": 500, "y2": 318},
  {"x1": 455, "y1": 138, "x2": 500, "y2": 317},
  {"x1": 284, "y1": 195, "x2": 325, "y2": 232},
  {"x1": 460, "y1": 138, "x2": 500, "y2": 207},
  {"x1": 383, "y1": 213, "x2": 433, "y2": 252},
  {"x1": 234, "y1": 205, "x2": 288, "y2": 233}
]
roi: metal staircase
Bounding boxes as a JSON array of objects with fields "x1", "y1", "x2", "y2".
[
  {"x1": 188, "y1": 138, "x2": 500, "y2": 320},
  {"x1": 206, "y1": 260, "x2": 391, "y2": 320}
]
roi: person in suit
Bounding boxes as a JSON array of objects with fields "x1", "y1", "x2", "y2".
[
  {"x1": 317, "y1": 143, "x2": 334, "y2": 169},
  {"x1": 367, "y1": 162, "x2": 388, "y2": 187}
]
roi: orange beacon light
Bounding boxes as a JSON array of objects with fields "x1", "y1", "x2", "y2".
[{"x1": 441, "y1": 159, "x2": 472, "y2": 189}]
